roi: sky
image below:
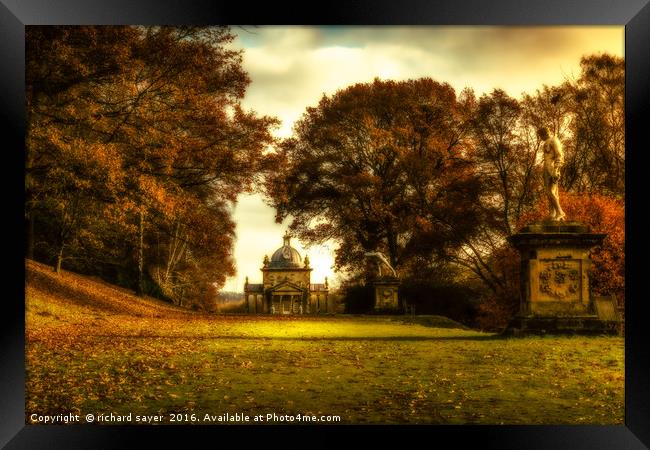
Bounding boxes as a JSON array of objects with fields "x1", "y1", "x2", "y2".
[{"x1": 220, "y1": 26, "x2": 624, "y2": 292}]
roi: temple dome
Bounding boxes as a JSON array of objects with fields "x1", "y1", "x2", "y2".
[{"x1": 269, "y1": 233, "x2": 303, "y2": 268}]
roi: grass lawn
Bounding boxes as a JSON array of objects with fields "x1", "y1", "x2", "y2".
[{"x1": 25, "y1": 260, "x2": 624, "y2": 425}]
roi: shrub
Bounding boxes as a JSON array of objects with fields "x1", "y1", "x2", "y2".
[
  {"x1": 399, "y1": 280, "x2": 479, "y2": 325},
  {"x1": 342, "y1": 284, "x2": 375, "y2": 313}
]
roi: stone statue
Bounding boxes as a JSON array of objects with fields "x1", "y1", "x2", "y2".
[
  {"x1": 364, "y1": 251, "x2": 397, "y2": 278},
  {"x1": 538, "y1": 127, "x2": 566, "y2": 221}
]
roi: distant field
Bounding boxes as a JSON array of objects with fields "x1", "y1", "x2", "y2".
[{"x1": 25, "y1": 260, "x2": 624, "y2": 425}]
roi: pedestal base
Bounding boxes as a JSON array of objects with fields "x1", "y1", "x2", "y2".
[
  {"x1": 504, "y1": 221, "x2": 617, "y2": 336},
  {"x1": 503, "y1": 315, "x2": 620, "y2": 336},
  {"x1": 508, "y1": 220, "x2": 606, "y2": 321},
  {"x1": 372, "y1": 277, "x2": 400, "y2": 312}
]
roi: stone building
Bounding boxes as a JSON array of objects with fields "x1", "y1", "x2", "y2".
[{"x1": 244, "y1": 233, "x2": 329, "y2": 314}]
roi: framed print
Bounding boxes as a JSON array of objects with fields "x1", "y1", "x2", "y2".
[{"x1": 2, "y1": 0, "x2": 649, "y2": 448}]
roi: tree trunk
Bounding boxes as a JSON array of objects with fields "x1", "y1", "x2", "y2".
[
  {"x1": 55, "y1": 244, "x2": 64, "y2": 274},
  {"x1": 136, "y1": 210, "x2": 145, "y2": 297},
  {"x1": 386, "y1": 227, "x2": 398, "y2": 270}
]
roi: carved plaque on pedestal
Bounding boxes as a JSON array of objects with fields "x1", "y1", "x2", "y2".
[
  {"x1": 372, "y1": 278, "x2": 400, "y2": 312},
  {"x1": 537, "y1": 260, "x2": 582, "y2": 302}
]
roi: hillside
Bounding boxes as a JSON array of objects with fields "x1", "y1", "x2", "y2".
[
  {"x1": 26, "y1": 260, "x2": 195, "y2": 316},
  {"x1": 25, "y1": 259, "x2": 209, "y2": 340}
]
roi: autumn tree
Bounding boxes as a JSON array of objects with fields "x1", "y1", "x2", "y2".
[
  {"x1": 26, "y1": 26, "x2": 277, "y2": 304},
  {"x1": 470, "y1": 89, "x2": 541, "y2": 235},
  {"x1": 562, "y1": 54, "x2": 625, "y2": 196},
  {"x1": 26, "y1": 26, "x2": 138, "y2": 264},
  {"x1": 452, "y1": 86, "x2": 567, "y2": 288},
  {"x1": 267, "y1": 78, "x2": 483, "y2": 280},
  {"x1": 85, "y1": 26, "x2": 277, "y2": 296}
]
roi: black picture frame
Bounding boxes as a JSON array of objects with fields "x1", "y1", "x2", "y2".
[{"x1": 2, "y1": 1, "x2": 648, "y2": 448}]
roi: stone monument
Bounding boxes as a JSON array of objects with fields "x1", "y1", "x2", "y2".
[
  {"x1": 504, "y1": 128, "x2": 619, "y2": 335},
  {"x1": 365, "y1": 252, "x2": 400, "y2": 312},
  {"x1": 506, "y1": 221, "x2": 612, "y2": 334}
]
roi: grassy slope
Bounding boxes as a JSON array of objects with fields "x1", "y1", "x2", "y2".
[{"x1": 25, "y1": 260, "x2": 624, "y2": 425}]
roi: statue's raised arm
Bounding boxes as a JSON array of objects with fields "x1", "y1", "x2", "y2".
[{"x1": 364, "y1": 251, "x2": 397, "y2": 278}]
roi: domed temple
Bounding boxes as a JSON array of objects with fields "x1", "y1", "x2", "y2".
[{"x1": 244, "y1": 232, "x2": 329, "y2": 314}]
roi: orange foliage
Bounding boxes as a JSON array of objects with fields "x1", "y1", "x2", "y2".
[{"x1": 26, "y1": 27, "x2": 278, "y2": 303}]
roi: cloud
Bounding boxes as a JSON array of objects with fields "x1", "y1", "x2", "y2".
[{"x1": 236, "y1": 26, "x2": 623, "y2": 134}]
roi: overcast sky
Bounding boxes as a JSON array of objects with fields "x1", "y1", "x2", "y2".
[{"x1": 220, "y1": 26, "x2": 624, "y2": 292}]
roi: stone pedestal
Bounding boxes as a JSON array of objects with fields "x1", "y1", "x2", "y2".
[
  {"x1": 504, "y1": 221, "x2": 616, "y2": 335},
  {"x1": 372, "y1": 277, "x2": 400, "y2": 312}
]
